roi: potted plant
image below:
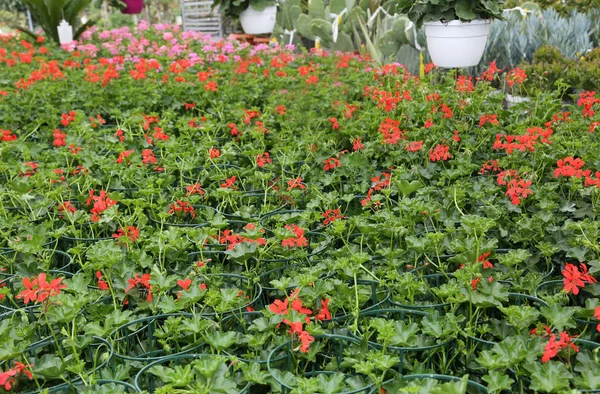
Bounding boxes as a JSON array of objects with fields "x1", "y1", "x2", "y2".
[
  {"x1": 397, "y1": 0, "x2": 505, "y2": 68},
  {"x1": 121, "y1": 0, "x2": 145, "y2": 15},
  {"x1": 211, "y1": 0, "x2": 278, "y2": 35}
]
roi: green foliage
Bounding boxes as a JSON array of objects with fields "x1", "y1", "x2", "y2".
[
  {"x1": 17, "y1": 0, "x2": 97, "y2": 43},
  {"x1": 396, "y1": 0, "x2": 505, "y2": 28},
  {"x1": 504, "y1": 0, "x2": 600, "y2": 15},
  {"x1": 521, "y1": 45, "x2": 600, "y2": 96},
  {"x1": 211, "y1": 0, "x2": 277, "y2": 19}
]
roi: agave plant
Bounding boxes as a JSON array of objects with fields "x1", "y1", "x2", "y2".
[{"x1": 17, "y1": 0, "x2": 96, "y2": 43}]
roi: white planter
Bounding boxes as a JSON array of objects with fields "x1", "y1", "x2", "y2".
[
  {"x1": 506, "y1": 93, "x2": 530, "y2": 108},
  {"x1": 239, "y1": 5, "x2": 277, "y2": 35},
  {"x1": 424, "y1": 19, "x2": 491, "y2": 68}
]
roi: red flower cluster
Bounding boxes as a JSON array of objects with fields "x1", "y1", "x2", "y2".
[
  {"x1": 0, "y1": 362, "x2": 33, "y2": 391},
  {"x1": 115, "y1": 129, "x2": 125, "y2": 142},
  {"x1": 322, "y1": 208, "x2": 344, "y2": 226},
  {"x1": 577, "y1": 91, "x2": 598, "y2": 118},
  {"x1": 86, "y1": 190, "x2": 117, "y2": 222},
  {"x1": 185, "y1": 183, "x2": 205, "y2": 197},
  {"x1": 480, "y1": 160, "x2": 500, "y2": 174},
  {"x1": 125, "y1": 273, "x2": 152, "y2": 302},
  {"x1": 479, "y1": 61, "x2": 500, "y2": 82},
  {"x1": 116, "y1": 149, "x2": 134, "y2": 164},
  {"x1": 323, "y1": 157, "x2": 341, "y2": 171},
  {"x1": 478, "y1": 252, "x2": 494, "y2": 269},
  {"x1": 16, "y1": 273, "x2": 67, "y2": 304},
  {"x1": 406, "y1": 141, "x2": 423, "y2": 152},
  {"x1": 89, "y1": 114, "x2": 106, "y2": 128},
  {"x1": 378, "y1": 117, "x2": 406, "y2": 145},
  {"x1": 479, "y1": 114, "x2": 499, "y2": 127},
  {"x1": 58, "y1": 201, "x2": 77, "y2": 215},
  {"x1": 542, "y1": 331, "x2": 579, "y2": 363},
  {"x1": 562, "y1": 263, "x2": 596, "y2": 295},
  {"x1": 429, "y1": 144, "x2": 451, "y2": 162},
  {"x1": 352, "y1": 137, "x2": 364, "y2": 151},
  {"x1": 168, "y1": 200, "x2": 196, "y2": 219},
  {"x1": 1, "y1": 129, "x2": 17, "y2": 142},
  {"x1": 227, "y1": 123, "x2": 240, "y2": 137},
  {"x1": 257, "y1": 152, "x2": 272, "y2": 168},
  {"x1": 544, "y1": 111, "x2": 570, "y2": 128},
  {"x1": 554, "y1": 157, "x2": 589, "y2": 179},
  {"x1": 96, "y1": 271, "x2": 109, "y2": 291},
  {"x1": 371, "y1": 172, "x2": 391, "y2": 191},
  {"x1": 215, "y1": 229, "x2": 267, "y2": 250},
  {"x1": 142, "y1": 115, "x2": 159, "y2": 131},
  {"x1": 53, "y1": 129, "x2": 66, "y2": 147},
  {"x1": 505, "y1": 179, "x2": 533, "y2": 205},
  {"x1": 208, "y1": 148, "x2": 220, "y2": 159},
  {"x1": 153, "y1": 127, "x2": 169, "y2": 141},
  {"x1": 282, "y1": 225, "x2": 308, "y2": 248},
  {"x1": 440, "y1": 104, "x2": 453, "y2": 119},
  {"x1": 287, "y1": 177, "x2": 306, "y2": 191},
  {"x1": 269, "y1": 289, "x2": 331, "y2": 353},
  {"x1": 243, "y1": 109, "x2": 260, "y2": 125},
  {"x1": 113, "y1": 226, "x2": 140, "y2": 246},
  {"x1": 60, "y1": 111, "x2": 76, "y2": 126},
  {"x1": 142, "y1": 149, "x2": 156, "y2": 165},
  {"x1": 365, "y1": 86, "x2": 411, "y2": 112},
  {"x1": 506, "y1": 68, "x2": 527, "y2": 87},
  {"x1": 221, "y1": 176, "x2": 237, "y2": 189},
  {"x1": 455, "y1": 76, "x2": 474, "y2": 92},
  {"x1": 493, "y1": 127, "x2": 552, "y2": 154},
  {"x1": 329, "y1": 117, "x2": 340, "y2": 130}
]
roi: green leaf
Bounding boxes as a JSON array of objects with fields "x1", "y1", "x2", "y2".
[
  {"x1": 455, "y1": 0, "x2": 477, "y2": 20},
  {"x1": 483, "y1": 370, "x2": 514, "y2": 393},
  {"x1": 526, "y1": 361, "x2": 573, "y2": 393}
]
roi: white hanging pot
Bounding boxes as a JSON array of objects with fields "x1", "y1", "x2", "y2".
[
  {"x1": 239, "y1": 5, "x2": 277, "y2": 35},
  {"x1": 57, "y1": 19, "x2": 73, "y2": 45},
  {"x1": 424, "y1": 19, "x2": 491, "y2": 68},
  {"x1": 506, "y1": 93, "x2": 530, "y2": 108}
]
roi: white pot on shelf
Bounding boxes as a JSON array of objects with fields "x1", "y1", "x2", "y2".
[
  {"x1": 424, "y1": 19, "x2": 491, "y2": 68},
  {"x1": 239, "y1": 5, "x2": 277, "y2": 35},
  {"x1": 506, "y1": 93, "x2": 530, "y2": 108}
]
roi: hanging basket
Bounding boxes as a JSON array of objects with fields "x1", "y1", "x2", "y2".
[
  {"x1": 239, "y1": 5, "x2": 277, "y2": 35},
  {"x1": 424, "y1": 20, "x2": 491, "y2": 68},
  {"x1": 121, "y1": 0, "x2": 144, "y2": 14}
]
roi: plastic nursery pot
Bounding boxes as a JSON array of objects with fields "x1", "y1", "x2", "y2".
[
  {"x1": 220, "y1": 311, "x2": 288, "y2": 366},
  {"x1": 58, "y1": 223, "x2": 115, "y2": 247},
  {"x1": 108, "y1": 313, "x2": 218, "y2": 362},
  {"x1": 376, "y1": 374, "x2": 489, "y2": 394},
  {"x1": 46, "y1": 380, "x2": 140, "y2": 393},
  {"x1": 134, "y1": 353, "x2": 251, "y2": 393},
  {"x1": 207, "y1": 192, "x2": 288, "y2": 221},
  {"x1": 166, "y1": 250, "x2": 240, "y2": 276},
  {"x1": 324, "y1": 279, "x2": 391, "y2": 323},
  {"x1": 389, "y1": 273, "x2": 452, "y2": 312},
  {"x1": 465, "y1": 293, "x2": 549, "y2": 349},
  {"x1": 181, "y1": 163, "x2": 243, "y2": 185},
  {"x1": 147, "y1": 204, "x2": 216, "y2": 229},
  {"x1": 0, "y1": 336, "x2": 114, "y2": 394},
  {"x1": 191, "y1": 273, "x2": 262, "y2": 317},
  {"x1": 0, "y1": 249, "x2": 72, "y2": 277},
  {"x1": 259, "y1": 209, "x2": 324, "y2": 233},
  {"x1": 267, "y1": 334, "x2": 375, "y2": 394},
  {"x1": 258, "y1": 261, "x2": 334, "y2": 301},
  {"x1": 350, "y1": 308, "x2": 455, "y2": 374}
]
